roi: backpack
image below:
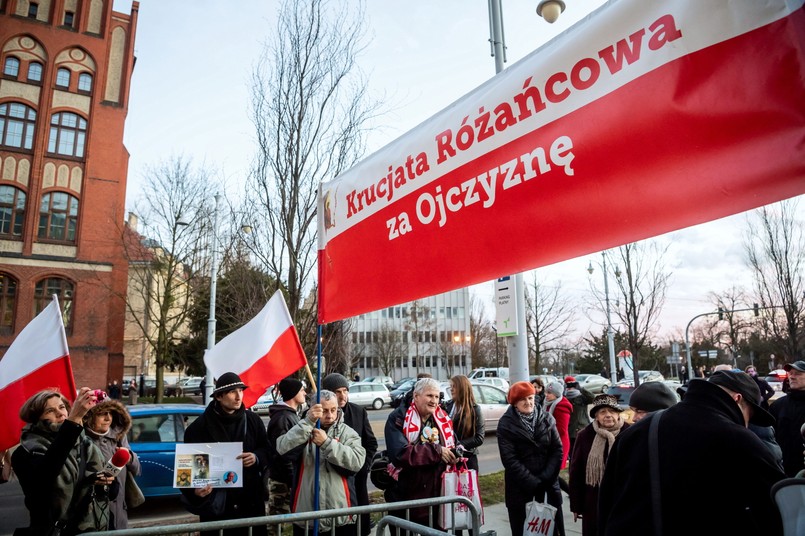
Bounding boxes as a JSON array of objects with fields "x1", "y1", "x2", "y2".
[{"x1": 369, "y1": 450, "x2": 397, "y2": 491}]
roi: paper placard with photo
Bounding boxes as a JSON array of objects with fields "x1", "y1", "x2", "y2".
[{"x1": 174, "y1": 442, "x2": 244, "y2": 488}]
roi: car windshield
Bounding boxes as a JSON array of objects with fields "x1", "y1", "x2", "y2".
[{"x1": 606, "y1": 385, "x2": 635, "y2": 406}]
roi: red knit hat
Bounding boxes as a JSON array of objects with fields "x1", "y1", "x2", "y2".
[
  {"x1": 507, "y1": 381, "x2": 536, "y2": 405},
  {"x1": 564, "y1": 375, "x2": 576, "y2": 384}
]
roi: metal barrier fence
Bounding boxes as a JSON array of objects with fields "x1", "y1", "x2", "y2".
[
  {"x1": 376, "y1": 516, "x2": 451, "y2": 536},
  {"x1": 104, "y1": 496, "x2": 480, "y2": 536}
]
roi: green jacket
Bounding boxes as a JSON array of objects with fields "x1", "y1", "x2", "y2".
[
  {"x1": 277, "y1": 410, "x2": 366, "y2": 530},
  {"x1": 566, "y1": 387, "x2": 594, "y2": 439}
]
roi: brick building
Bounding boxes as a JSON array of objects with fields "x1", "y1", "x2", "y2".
[{"x1": 0, "y1": 0, "x2": 139, "y2": 387}]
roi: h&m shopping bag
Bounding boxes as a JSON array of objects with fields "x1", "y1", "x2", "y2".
[
  {"x1": 523, "y1": 495, "x2": 557, "y2": 535},
  {"x1": 439, "y1": 462, "x2": 484, "y2": 530}
]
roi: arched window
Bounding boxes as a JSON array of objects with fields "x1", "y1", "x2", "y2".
[
  {"x1": 0, "y1": 273, "x2": 17, "y2": 335},
  {"x1": 3, "y1": 57, "x2": 20, "y2": 78},
  {"x1": 35, "y1": 277, "x2": 73, "y2": 333},
  {"x1": 55, "y1": 67, "x2": 70, "y2": 88},
  {"x1": 77, "y1": 73, "x2": 92, "y2": 92},
  {"x1": 38, "y1": 192, "x2": 78, "y2": 242},
  {"x1": 0, "y1": 103, "x2": 37, "y2": 150},
  {"x1": 27, "y1": 62, "x2": 43, "y2": 82},
  {"x1": 0, "y1": 185, "x2": 26, "y2": 237},
  {"x1": 47, "y1": 112, "x2": 86, "y2": 157}
]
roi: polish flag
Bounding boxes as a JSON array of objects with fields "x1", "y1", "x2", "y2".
[
  {"x1": 0, "y1": 296, "x2": 76, "y2": 451},
  {"x1": 204, "y1": 290, "x2": 307, "y2": 408}
]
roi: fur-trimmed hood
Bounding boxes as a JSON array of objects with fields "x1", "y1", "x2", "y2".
[{"x1": 82, "y1": 399, "x2": 132, "y2": 442}]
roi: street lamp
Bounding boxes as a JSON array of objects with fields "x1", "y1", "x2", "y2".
[
  {"x1": 587, "y1": 252, "x2": 618, "y2": 385},
  {"x1": 204, "y1": 193, "x2": 221, "y2": 404},
  {"x1": 487, "y1": 0, "x2": 564, "y2": 385}
]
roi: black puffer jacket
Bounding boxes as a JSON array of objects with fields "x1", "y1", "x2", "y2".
[
  {"x1": 266, "y1": 403, "x2": 300, "y2": 486},
  {"x1": 496, "y1": 404, "x2": 563, "y2": 510},
  {"x1": 769, "y1": 388, "x2": 805, "y2": 476},
  {"x1": 443, "y1": 400, "x2": 484, "y2": 471}
]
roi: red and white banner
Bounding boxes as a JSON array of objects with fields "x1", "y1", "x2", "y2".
[
  {"x1": 0, "y1": 296, "x2": 75, "y2": 451},
  {"x1": 317, "y1": 0, "x2": 805, "y2": 323},
  {"x1": 204, "y1": 291, "x2": 307, "y2": 408}
]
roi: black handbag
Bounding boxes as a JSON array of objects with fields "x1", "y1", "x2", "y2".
[{"x1": 369, "y1": 450, "x2": 397, "y2": 491}]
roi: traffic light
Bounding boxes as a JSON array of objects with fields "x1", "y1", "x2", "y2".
[
  {"x1": 718, "y1": 307, "x2": 724, "y2": 320},
  {"x1": 754, "y1": 303, "x2": 760, "y2": 316}
]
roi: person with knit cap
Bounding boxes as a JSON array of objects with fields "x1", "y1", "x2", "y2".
[
  {"x1": 568, "y1": 394, "x2": 627, "y2": 536},
  {"x1": 628, "y1": 381, "x2": 678, "y2": 422},
  {"x1": 544, "y1": 381, "x2": 573, "y2": 469},
  {"x1": 497, "y1": 381, "x2": 565, "y2": 536},
  {"x1": 181, "y1": 372, "x2": 270, "y2": 536},
  {"x1": 266, "y1": 377, "x2": 307, "y2": 535},
  {"x1": 322, "y1": 373, "x2": 377, "y2": 536},
  {"x1": 83, "y1": 398, "x2": 141, "y2": 529}
]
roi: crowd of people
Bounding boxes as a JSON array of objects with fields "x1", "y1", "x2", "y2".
[{"x1": 4, "y1": 360, "x2": 803, "y2": 535}]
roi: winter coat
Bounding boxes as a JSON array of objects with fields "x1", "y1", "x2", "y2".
[
  {"x1": 751, "y1": 375, "x2": 775, "y2": 409},
  {"x1": 181, "y1": 401, "x2": 270, "y2": 525},
  {"x1": 545, "y1": 396, "x2": 572, "y2": 469},
  {"x1": 442, "y1": 399, "x2": 484, "y2": 471},
  {"x1": 769, "y1": 388, "x2": 805, "y2": 476},
  {"x1": 266, "y1": 403, "x2": 301, "y2": 486},
  {"x1": 568, "y1": 420, "x2": 629, "y2": 536},
  {"x1": 83, "y1": 399, "x2": 141, "y2": 529},
  {"x1": 12, "y1": 419, "x2": 112, "y2": 535},
  {"x1": 598, "y1": 379, "x2": 785, "y2": 536},
  {"x1": 496, "y1": 404, "x2": 563, "y2": 510},
  {"x1": 565, "y1": 387, "x2": 594, "y2": 439},
  {"x1": 276, "y1": 410, "x2": 365, "y2": 530}
]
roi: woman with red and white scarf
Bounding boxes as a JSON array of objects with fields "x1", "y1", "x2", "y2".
[{"x1": 384, "y1": 378, "x2": 457, "y2": 529}]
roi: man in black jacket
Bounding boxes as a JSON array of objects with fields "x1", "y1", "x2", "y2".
[
  {"x1": 266, "y1": 377, "x2": 307, "y2": 536},
  {"x1": 770, "y1": 360, "x2": 805, "y2": 476},
  {"x1": 322, "y1": 373, "x2": 378, "y2": 536},
  {"x1": 598, "y1": 371, "x2": 784, "y2": 535},
  {"x1": 181, "y1": 372, "x2": 270, "y2": 536}
]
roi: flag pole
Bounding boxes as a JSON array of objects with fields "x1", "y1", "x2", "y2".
[
  {"x1": 51, "y1": 294, "x2": 76, "y2": 396},
  {"x1": 313, "y1": 323, "x2": 323, "y2": 536}
]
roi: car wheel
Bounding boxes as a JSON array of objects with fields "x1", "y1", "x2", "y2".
[{"x1": 372, "y1": 398, "x2": 383, "y2": 410}]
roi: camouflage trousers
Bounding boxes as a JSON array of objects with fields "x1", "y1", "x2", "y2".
[{"x1": 268, "y1": 479, "x2": 292, "y2": 536}]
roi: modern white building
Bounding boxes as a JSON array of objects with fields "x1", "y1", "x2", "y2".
[{"x1": 349, "y1": 288, "x2": 472, "y2": 381}]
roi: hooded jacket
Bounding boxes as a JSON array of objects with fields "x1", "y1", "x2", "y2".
[
  {"x1": 83, "y1": 399, "x2": 141, "y2": 529},
  {"x1": 276, "y1": 409, "x2": 365, "y2": 530},
  {"x1": 598, "y1": 379, "x2": 785, "y2": 535},
  {"x1": 266, "y1": 402, "x2": 301, "y2": 486},
  {"x1": 12, "y1": 419, "x2": 110, "y2": 535},
  {"x1": 769, "y1": 387, "x2": 805, "y2": 476}
]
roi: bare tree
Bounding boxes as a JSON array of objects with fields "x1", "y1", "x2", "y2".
[
  {"x1": 373, "y1": 322, "x2": 407, "y2": 376},
  {"x1": 470, "y1": 294, "x2": 499, "y2": 369},
  {"x1": 608, "y1": 241, "x2": 671, "y2": 385},
  {"x1": 122, "y1": 157, "x2": 212, "y2": 402},
  {"x1": 242, "y1": 0, "x2": 380, "y2": 329},
  {"x1": 707, "y1": 285, "x2": 753, "y2": 367},
  {"x1": 525, "y1": 273, "x2": 575, "y2": 375},
  {"x1": 745, "y1": 199, "x2": 805, "y2": 361}
]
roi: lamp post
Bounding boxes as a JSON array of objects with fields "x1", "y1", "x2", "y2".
[
  {"x1": 487, "y1": 0, "x2": 564, "y2": 384},
  {"x1": 587, "y1": 252, "x2": 618, "y2": 385},
  {"x1": 204, "y1": 193, "x2": 221, "y2": 404}
]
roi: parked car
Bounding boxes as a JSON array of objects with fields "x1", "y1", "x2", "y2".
[
  {"x1": 605, "y1": 382, "x2": 680, "y2": 423},
  {"x1": 766, "y1": 369, "x2": 788, "y2": 392},
  {"x1": 439, "y1": 381, "x2": 509, "y2": 433},
  {"x1": 250, "y1": 386, "x2": 279, "y2": 415},
  {"x1": 389, "y1": 379, "x2": 417, "y2": 408},
  {"x1": 473, "y1": 376, "x2": 510, "y2": 391},
  {"x1": 360, "y1": 376, "x2": 395, "y2": 390},
  {"x1": 574, "y1": 373, "x2": 611, "y2": 394},
  {"x1": 530, "y1": 374, "x2": 560, "y2": 387},
  {"x1": 127, "y1": 404, "x2": 205, "y2": 497},
  {"x1": 166, "y1": 376, "x2": 203, "y2": 397},
  {"x1": 468, "y1": 367, "x2": 510, "y2": 381},
  {"x1": 140, "y1": 378, "x2": 169, "y2": 397},
  {"x1": 349, "y1": 382, "x2": 392, "y2": 410}
]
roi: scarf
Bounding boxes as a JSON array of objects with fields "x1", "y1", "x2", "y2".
[
  {"x1": 585, "y1": 418, "x2": 624, "y2": 487},
  {"x1": 403, "y1": 403, "x2": 455, "y2": 448},
  {"x1": 544, "y1": 395, "x2": 563, "y2": 416},
  {"x1": 204, "y1": 400, "x2": 247, "y2": 443},
  {"x1": 518, "y1": 409, "x2": 538, "y2": 436}
]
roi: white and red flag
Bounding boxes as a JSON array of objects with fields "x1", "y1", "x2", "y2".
[
  {"x1": 0, "y1": 295, "x2": 76, "y2": 451},
  {"x1": 204, "y1": 290, "x2": 307, "y2": 408},
  {"x1": 317, "y1": 0, "x2": 805, "y2": 323}
]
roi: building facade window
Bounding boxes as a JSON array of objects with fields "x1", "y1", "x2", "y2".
[
  {"x1": 3, "y1": 57, "x2": 20, "y2": 77},
  {"x1": 28, "y1": 2, "x2": 38, "y2": 18},
  {"x1": 0, "y1": 185, "x2": 26, "y2": 237},
  {"x1": 38, "y1": 192, "x2": 79, "y2": 242},
  {"x1": 34, "y1": 277, "x2": 73, "y2": 333},
  {"x1": 0, "y1": 103, "x2": 37, "y2": 150},
  {"x1": 64, "y1": 11, "x2": 75, "y2": 27},
  {"x1": 56, "y1": 68, "x2": 70, "y2": 88},
  {"x1": 77, "y1": 73, "x2": 92, "y2": 92},
  {"x1": 27, "y1": 62, "x2": 43, "y2": 82},
  {"x1": 47, "y1": 112, "x2": 86, "y2": 157},
  {"x1": 0, "y1": 273, "x2": 17, "y2": 335}
]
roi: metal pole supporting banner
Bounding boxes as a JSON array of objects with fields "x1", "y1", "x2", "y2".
[{"x1": 205, "y1": 193, "x2": 221, "y2": 404}]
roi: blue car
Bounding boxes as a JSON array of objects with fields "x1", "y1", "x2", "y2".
[{"x1": 127, "y1": 404, "x2": 205, "y2": 497}]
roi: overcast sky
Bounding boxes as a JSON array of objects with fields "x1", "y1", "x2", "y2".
[{"x1": 114, "y1": 0, "x2": 803, "y2": 344}]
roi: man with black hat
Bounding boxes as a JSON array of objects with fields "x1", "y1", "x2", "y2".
[
  {"x1": 181, "y1": 372, "x2": 270, "y2": 536},
  {"x1": 265, "y1": 377, "x2": 307, "y2": 535},
  {"x1": 770, "y1": 360, "x2": 805, "y2": 476},
  {"x1": 598, "y1": 371, "x2": 785, "y2": 535},
  {"x1": 322, "y1": 373, "x2": 377, "y2": 536},
  {"x1": 628, "y1": 381, "x2": 678, "y2": 422}
]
